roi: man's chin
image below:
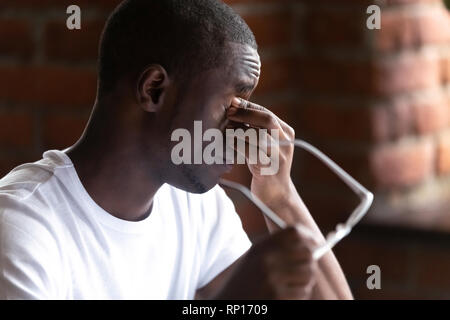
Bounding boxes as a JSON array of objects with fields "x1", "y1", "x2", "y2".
[{"x1": 173, "y1": 165, "x2": 221, "y2": 194}]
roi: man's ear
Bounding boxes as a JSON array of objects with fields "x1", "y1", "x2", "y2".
[{"x1": 136, "y1": 64, "x2": 169, "y2": 112}]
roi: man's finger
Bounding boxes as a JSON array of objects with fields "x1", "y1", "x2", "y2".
[
  {"x1": 232, "y1": 97, "x2": 266, "y2": 111},
  {"x1": 229, "y1": 98, "x2": 294, "y2": 143},
  {"x1": 228, "y1": 98, "x2": 280, "y2": 130}
]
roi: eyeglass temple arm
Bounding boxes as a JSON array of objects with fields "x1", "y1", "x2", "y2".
[
  {"x1": 282, "y1": 140, "x2": 374, "y2": 227},
  {"x1": 281, "y1": 140, "x2": 372, "y2": 199},
  {"x1": 230, "y1": 136, "x2": 371, "y2": 199},
  {"x1": 220, "y1": 138, "x2": 374, "y2": 260},
  {"x1": 219, "y1": 178, "x2": 287, "y2": 229}
]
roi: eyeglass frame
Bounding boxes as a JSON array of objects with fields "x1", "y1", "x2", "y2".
[{"x1": 219, "y1": 138, "x2": 374, "y2": 261}]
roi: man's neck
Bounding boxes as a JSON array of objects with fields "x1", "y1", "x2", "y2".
[{"x1": 66, "y1": 106, "x2": 162, "y2": 222}]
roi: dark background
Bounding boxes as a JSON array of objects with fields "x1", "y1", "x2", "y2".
[{"x1": 1, "y1": 0, "x2": 450, "y2": 298}]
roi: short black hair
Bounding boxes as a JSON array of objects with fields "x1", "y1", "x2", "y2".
[{"x1": 98, "y1": 0, "x2": 257, "y2": 96}]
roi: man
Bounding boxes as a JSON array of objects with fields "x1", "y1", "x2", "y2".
[{"x1": 0, "y1": 0, "x2": 352, "y2": 299}]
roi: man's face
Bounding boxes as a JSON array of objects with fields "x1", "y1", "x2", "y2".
[{"x1": 161, "y1": 43, "x2": 261, "y2": 193}]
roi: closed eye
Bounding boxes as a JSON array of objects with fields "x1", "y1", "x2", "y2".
[{"x1": 235, "y1": 83, "x2": 255, "y2": 97}]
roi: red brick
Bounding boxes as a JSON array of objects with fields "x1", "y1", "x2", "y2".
[
  {"x1": 413, "y1": 97, "x2": 449, "y2": 134},
  {"x1": 440, "y1": 56, "x2": 450, "y2": 84},
  {"x1": 254, "y1": 56, "x2": 295, "y2": 95},
  {"x1": 295, "y1": 57, "x2": 369, "y2": 95},
  {"x1": 0, "y1": 19, "x2": 34, "y2": 59},
  {"x1": 266, "y1": 101, "x2": 295, "y2": 123},
  {"x1": 296, "y1": 54, "x2": 440, "y2": 96},
  {"x1": 0, "y1": 65, "x2": 97, "y2": 108},
  {"x1": 44, "y1": 19, "x2": 105, "y2": 62},
  {"x1": 383, "y1": 0, "x2": 444, "y2": 4},
  {"x1": 373, "y1": 103, "x2": 413, "y2": 142},
  {"x1": 302, "y1": 8, "x2": 367, "y2": 49},
  {"x1": 371, "y1": 96, "x2": 449, "y2": 142},
  {"x1": 0, "y1": 112, "x2": 33, "y2": 147},
  {"x1": 296, "y1": 96, "x2": 445, "y2": 146},
  {"x1": 369, "y1": 139, "x2": 435, "y2": 189},
  {"x1": 225, "y1": 0, "x2": 289, "y2": 4},
  {"x1": 338, "y1": 228, "x2": 450, "y2": 299},
  {"x1": 298, "y1": 0, "x2": 441, "y2": 7},
  {"x1": 297, "y1": 146, "x2": 371, "y2": 189},
  {"x1": 371, "y1": 100, "x2": 415, "y2": 142},
  {"x1": 437, "y1": 132, "x2": 450, "y2": 175},
  {"x1": 370, "y1": 54, "x2": 441, "y2": 96},
  {"x1": 352, "y1": 284, "x2": 429, "y2": 300},
  {"x1": 242, "y1": 10, "x2": 293, "y2": 48},
  {"x1": 415, "y1": 245, "x2": 450, "y2": 290},
  {"x1": 297, "y1": 103, "x2": 382, "y2": 142},
  {"x1": 43, "y1": 113, "x2": 89, "y2": 149},
  {"x1": 369, "y1": 189, "x2": 450, "y2": 231},
  {"x1": 374, "y1": 8, "x2": 450, "y2": 52},
  {"x1": 3, "y1": 0, "x2": 284, "y2": 10},
  {"x1": 334, "y1": 236, "x2": 411, "y2": 283},
  {"x1": 2, "y1": 0, "x2": 121, "y2": 10},
  {"x1": 298, "y1": 0, "x2": 378, "y2": 5}
]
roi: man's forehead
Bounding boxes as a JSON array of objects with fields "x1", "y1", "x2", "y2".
[
  {"x1": 227, "y1": 43, "x2": 261, "y2": 92},
  {"x1": 237, "y1": 54, "x2": 261, "y2": 78},
  {"x1": 189, "y1": 43, "x2": 260, "y2": 96},
  {"x1": 228, "y1": 43, "x2": 261, "y2": 70}
]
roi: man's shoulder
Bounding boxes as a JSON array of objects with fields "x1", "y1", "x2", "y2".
[
  {"x1": 0, "y1": 151, "x2": 70, "y2": 236},
  {"x1": 0, "y1": 150, "x2": 68, "y2": 201}
]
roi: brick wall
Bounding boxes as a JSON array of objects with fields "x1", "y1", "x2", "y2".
[
  {"x1": 0, "y1": 0, "x2": 110, "y2": 175},
  {"x1": 291, "y1": 0, "x2": 450, "y2": 299},
  {"x1": 1, "y1": 0, "x2": 450, "y2": 299}
]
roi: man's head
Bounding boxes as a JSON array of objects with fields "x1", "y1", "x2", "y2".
[{"x1": 96, "y1": 0, "x2": 261, "y2": 193}]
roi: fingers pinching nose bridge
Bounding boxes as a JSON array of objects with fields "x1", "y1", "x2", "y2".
[
  {"x1": 232, "y1": 97, "x2": 249, "y2": 109},
  {"x1": 240, "y1": 99, "x2": 249, "y2": 109}
]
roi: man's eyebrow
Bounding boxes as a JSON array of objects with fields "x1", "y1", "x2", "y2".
[{"x1": 235, "y1": 82, "x2": 256, "y2": 95}]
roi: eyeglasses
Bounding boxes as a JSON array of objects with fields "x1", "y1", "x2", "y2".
[{"x1": 219, "y1": 138, "x2": 374, "y2": 261}]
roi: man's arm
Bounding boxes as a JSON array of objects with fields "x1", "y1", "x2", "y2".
[
  {"x1": 195, "y1": 203, "x2": 352, "y2": 301},
  {"x1": 263, "y1": 179, "x2": 353, "y2": 299},
  {"x1": 227, "y1": 97, "x2": 353, "y2": 300},
  {"x1": 196, "y1": 225, "x2": 317, "y2": 300},
  {"x1": 195, "y1": 256, "x2": 243, "y2": 299},
  {"x1": 0, "y1": 214, "x2": 62, "y2": 299}
]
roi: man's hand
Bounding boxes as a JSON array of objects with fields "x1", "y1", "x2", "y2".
[
  {"x1": 226, "y1": 97, "x2": 353, "y2": 299},
  {"x1": 227, "y1": 97, "x2": 298, "y2": 224},
  {"x1": 214, "y1": 225, "x2": 317, "y2": 300}
]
